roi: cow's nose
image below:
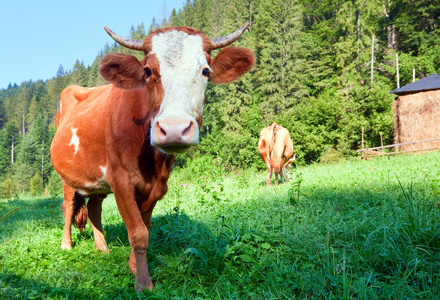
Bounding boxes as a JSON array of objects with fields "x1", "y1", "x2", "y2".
[{"x1": 152, "y1": 118, "x2": 198, "y2": 152}]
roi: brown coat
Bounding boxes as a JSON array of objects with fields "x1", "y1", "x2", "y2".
[
  {"x1": 258, "y1": 122, "x2": 294, "y2": 185},
  {"x1": 50, "y1": 25, "x2": 255, "y2": 292}
]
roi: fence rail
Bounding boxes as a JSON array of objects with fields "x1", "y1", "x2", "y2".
[
  {"x1": 356, "y1": 137, "x2": 440, "y2": 152},
  {"x1": 357, "y1": 130, "x2": 440, "y2": 159}
]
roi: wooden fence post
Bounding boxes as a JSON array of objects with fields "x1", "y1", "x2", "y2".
[
  {"x1": 380, "y1": 132, "x2": 384, "y2": 159},
  {"x1": 396, "y1": 52, "x2": 400, "y2": 89},
  {"x1": 361, "y1": 127, "x2": 365, "y2": 160}
]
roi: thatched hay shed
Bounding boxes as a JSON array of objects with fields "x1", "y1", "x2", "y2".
[{"x1": 391, "y1": 73, "x2": 440, "y2": 151}]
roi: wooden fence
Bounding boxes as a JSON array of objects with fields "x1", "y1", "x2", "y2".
[{"x1": 357, "y1": 131, "x2": 440, "y2": 160}]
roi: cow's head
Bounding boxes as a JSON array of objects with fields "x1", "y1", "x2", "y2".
[
  {"x1": 282, "y1": 154, "x2": 296, "y2": 181},
  {"x1": 100, "y1": 24, "x2": 255, "y2": 154}
]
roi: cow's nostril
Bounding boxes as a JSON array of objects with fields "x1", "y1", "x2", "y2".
[
  {"x1": 182, "y1": 121, "x2": 193, "y2": 136},
  {"x1": 157, "y1": 122, "x2": 167, "y2": 136}
]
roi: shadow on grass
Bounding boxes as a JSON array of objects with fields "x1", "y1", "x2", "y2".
[
  {"x1": 3, "y1": 172, "x2": 439, "y2": 299},
  {"x1": 103, "y1": 211, "x2": 226, "y2": 284},
  {"x1": 0, "y1": 271, "x2": 87, "y2": 299},
  {"x1": 0, "y1": 196, "x2": 63, "y2": 239},
  {"x1": 1, "y1": 199, "x2": 222, "y2": 299}
]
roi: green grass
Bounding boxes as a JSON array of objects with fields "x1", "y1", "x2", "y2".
[{"x1": 1, "y1": 152, "x2": 440, "y2": 299}]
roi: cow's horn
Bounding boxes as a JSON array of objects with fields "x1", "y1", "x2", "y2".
[
  {"x1": 104, "y1": 27, "x2": 144, "y2": 51},
  {"x1": 210, "y1": 22, "x2": 250, "y2": 50}
]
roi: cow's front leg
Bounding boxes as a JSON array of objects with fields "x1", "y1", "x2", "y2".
[
  {"x1": 112, "y1": 180, "x2": 153, "y2": 292},
  {"x1": 127, "y1": 207, "x2": 155, "y2": 273},
  {"x1": 121, "y1": 208, "x2": 153, "y2": 292},
  {"x1": 128, "y1": 200, "x2": 157, "y2": 280},
  {"x1": 87, "y1": 194, "x2": 109, "y2": 252},
  {"x1": 129, "y1": 229, "x2": 153, "y2": 292}
]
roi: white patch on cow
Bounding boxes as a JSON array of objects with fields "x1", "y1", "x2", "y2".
[
  {"x1": 77, "y1": 189, "x2": 89, "y2": 196},
  {"x1": 100, "y1": 166, "x2": 107, "y2": 177},
  {"x1": 151, "y1": 31, "x2": 207, "y2": 122},
  {"x1": 79, "y1": 166, "x2": 110, "y2": 194},
  {"x1": 96, "y1": 166, "x2": 111, "y2": 193},
  {"x1": 69, "y1": 127, "x2": 80, "y2": 155}
]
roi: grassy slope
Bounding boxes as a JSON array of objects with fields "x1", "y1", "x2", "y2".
[{"x1": 1, "y1": 152, "x2": 440, "y2": 299}]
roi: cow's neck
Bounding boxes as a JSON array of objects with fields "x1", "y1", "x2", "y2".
[{"x1": 109, "y1": 85, "x2": 175, "y2": 202}]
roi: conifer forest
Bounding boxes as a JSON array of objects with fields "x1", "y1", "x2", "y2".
[{"x1": 0, "y1": 0, "x2": 439, "y2": 195}]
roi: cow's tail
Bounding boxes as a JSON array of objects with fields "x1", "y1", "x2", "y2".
[
  {"x1": 284, "y1": 154, "x2": 296, "y2": 168},
  {"x1": 73, "y1": 193, "x2": 88, "y2": 233}
]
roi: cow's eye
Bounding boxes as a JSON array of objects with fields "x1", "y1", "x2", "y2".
[
  {"x1": 145, "y1": 67, "x2": 152, "y2": 77},
  {"x1": 202, "y1": 68, "x2": 210, "y2": 77}
]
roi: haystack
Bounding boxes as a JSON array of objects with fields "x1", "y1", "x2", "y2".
[{"x1": 391, "y1": 73, "x2": 440, "y2": 151}]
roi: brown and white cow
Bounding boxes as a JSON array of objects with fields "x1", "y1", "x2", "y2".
[
  {"x1": 50, "y1": 24, "x2": 254, "y2": 292},
  {"x1": 258, "y1": 122, "x2": 295, "y2": 186}
]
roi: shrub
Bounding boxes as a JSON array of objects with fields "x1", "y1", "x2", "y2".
[
  {"x1": 320, "y1": 147, "x2": 344, "y2": 164},
  {"x1": 47, "y1": 170, "x2": 63, "y2": 197},
  {"x1": 30, "y1": 172, "x2": 44, "y2": 197},
  {"x1": 0, "y1": 178, "x2": 17, "y2": 199}
]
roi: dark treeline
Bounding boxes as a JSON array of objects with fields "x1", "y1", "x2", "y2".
[{"x1": 0, "y1": 0, "x2": 439, "y2": 196}]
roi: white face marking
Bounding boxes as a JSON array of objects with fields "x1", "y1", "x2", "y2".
[
  {"x1": 69, "y1": 127, "x2": 79, "y2": 155},
  {"x1": 151, "y1": 31, "x2": 208, "y2": 121}
]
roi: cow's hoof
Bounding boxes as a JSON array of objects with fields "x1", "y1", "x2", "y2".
[
  {"x1": 61, "y1": 243, "x2": 72, "y2": 250},
  {"x1": 94, "y1": 246, "x2": 110, "y2": 253},
  {"x1": 134, "y1": 277, "x2": 154, "y2": 292}
]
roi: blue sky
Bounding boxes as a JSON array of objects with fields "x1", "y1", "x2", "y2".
[{"x1": 0, "y1": 0, "x2": 185, "y2": 89}]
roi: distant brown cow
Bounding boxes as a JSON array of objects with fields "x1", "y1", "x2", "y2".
[
  {"x1": 50, "y1": 23, "x2": 254, "y2": 292},
  {"x1": 258, "y1": 122, "x2": 295, "y2": 186}
]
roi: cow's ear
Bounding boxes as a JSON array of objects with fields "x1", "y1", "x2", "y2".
[
  {"x1": 100, "y1": 53, "x2": 146, "y2": 89},
  {"x1": 210, "y1": 47, "x2": 255, "y2": 85}
]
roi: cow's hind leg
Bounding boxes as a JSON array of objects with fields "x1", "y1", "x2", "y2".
[
  {"x1": 60, "y1": 183, "x2": 76, "y2": 249},
  {"x1": 87, "y1": 194, "x2": 109, "y2": 252},
  {"x1": 265, "y1": 160, "x2": 272, "y2": 186},
  {"x1": 273, "y1": 167, "x2": 280, "y2": 186},
  {"x1": 61, "y1": 183, "x2": 88, "y2": 250}
]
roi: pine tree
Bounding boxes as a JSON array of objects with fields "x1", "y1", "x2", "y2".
[
  {"x1": 254, "y1": 0, "x2": 308, "y2": 121},
  {"x1": 168, "y1": 8, "x2": 178, "y2": 26},
  {"x1": 0, "y1": 97, "x2": 5, "y2": 129},
  {"x1": 16, "y1": 86, "x2": 31, "y2": 135},
  {"x1": 70, "y1": 60, "x2": 86, "y2": 86},
  {"x1": 86, "y1": 57, "x2": 106, "y2": 87},
  {"x1": 0, "y1": 123, "x2": 18, "y2": 180},
  {"x1": 12, "y1": 130, "x2": 38, "y2": 192},
  {"x1": 148, "y1": 17, "x2": 160, "y2": 33},
  {"x1": 46, "y1": 64, "x2": 67, "y2": 119}
]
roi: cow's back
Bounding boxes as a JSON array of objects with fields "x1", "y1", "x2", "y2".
[
  {"x1": 271, "y1": 126, "x2": 293, "y2": 169},
  {"x1": 258, "y1": 122, "x2": 278, "y2": 159},
  {"x1": 56, "y1": 85, "x2": 111, "y2": 125},
  {"x1": 51, "y1": 85, "x2": 112, "y2": 194}
]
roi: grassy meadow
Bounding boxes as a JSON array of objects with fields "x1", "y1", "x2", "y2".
[{"x1": 1, "y1": 152, "x2": 440, "y2": 299}]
